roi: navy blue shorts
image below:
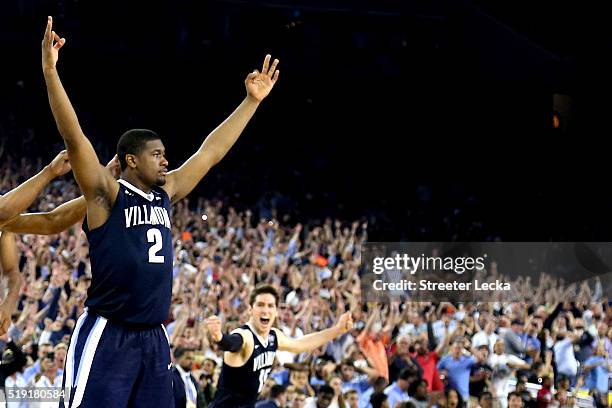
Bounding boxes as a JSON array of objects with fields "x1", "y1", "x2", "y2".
[{"x1": 59, "y1": 309, "x2": 173, "y2": 408}]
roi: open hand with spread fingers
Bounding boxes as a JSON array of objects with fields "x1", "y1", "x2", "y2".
[
  {"x1": 42, "y1": 16, "x2": 66, "y2": 71},
  {"x1": 245, "y1": 54, "x2": 280, "y2": 102}
]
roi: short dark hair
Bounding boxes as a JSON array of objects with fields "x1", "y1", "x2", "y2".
[
  {"x1": 341, "y1": 358, "x2": 355, "y2": 368},
  {"x1": 204, "y1": 358, "x2": 217, "y2": 367},
  {"x1": 408, "y1": 379, "x2": 427, "y2": 397},
  {"x1": 507, "y1": 391, "x2": 523, "y2": 402},
  {"x1": 373, "y1": 376, "x2": 388, "y2": 389},
  {"x1": 117, "y1": 129, "x2": 161, "y2": 170},
  {"x1": 270, "y1": 384, "x2": 286, "y2": 399},
  {"x1": 370, "y1": 392, "x2": 388, "y2": 408},
  {"x1": 398, "y1": 367, "x2": 418, "y2": 381},
  {"x1": 318, "y1": 384, "x2": 335, "y2": 396},
  {"x1": 249, "y1": 284, "x2": 279, "y2": 307},
  {"x1": 174, "y1": 347, "x2": 193, "y2": 360},
  {"x1": 480, "y1": 391, "x2": 493, "y2": 401},
  {"x1": 446, "y1": 388, "x2": 464, "y2": 408}
]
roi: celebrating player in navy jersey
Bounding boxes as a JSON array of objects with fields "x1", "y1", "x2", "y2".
[
  {"x1": 206, "y1": 285, "x2": 354, "y2": 408},
  {"x1": 41, "y1": 15, "x2": 279, "y2": 408}
]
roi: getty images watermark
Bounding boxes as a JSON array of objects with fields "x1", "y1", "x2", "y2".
[
  {"x1": 371, "y1": 252, "x2": 510, "y2": 291},
  {"x1": 361, "y1": 242, "x2": 612, "y2": 302}
]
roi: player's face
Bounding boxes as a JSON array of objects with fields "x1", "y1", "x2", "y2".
[
  {"x1": 250, "y1": 293, "x2": 277, "y2": 334},
  {"x1": 136, "y1": 140, "x2": 168, "y2": 187}
]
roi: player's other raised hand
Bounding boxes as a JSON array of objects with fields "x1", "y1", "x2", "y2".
[
  {"x1": 42, "y1": 16, "x2": 66, "y2": 70},
  {"x1": 206, "y1": 315, "x2": 223, "y2": 342},
  {"x1": 105, "y1": 155, "x2": 121, "y2": 179},
  {"x1": 245, "y1": 54, "x2": 280, "y2": 103},
  {"x1": 48, "y1": 150, "x2": 72, "y2": 177}
]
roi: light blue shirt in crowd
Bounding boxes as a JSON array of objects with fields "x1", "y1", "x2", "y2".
[
  {"x1": 553, "y1": 338, "x2": 578, "y2": 376},
  {"x1": 384, "y1": 382, "x2": 409, "y2": 408},
  {"x1": 437, "y1": 355, "x2": 476, "y2": 399},
  {"x1": 583, "y1": 355, "x2": 609, "y2": 394}
]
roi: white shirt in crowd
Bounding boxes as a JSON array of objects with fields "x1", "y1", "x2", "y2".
[
  {"x1": 175, "y1": 365, "x2": 198, "y2": 408},
  {"x1": 553, "y1": 338, "x2": 578, "y2": 376},
  {"x1": 472, "y1": 330, "x2": 499, "y2": 353},
  {"x1": 488, "y1": 353, "x2": 526, "y2": 408},
  {"x1": 3, "y1": 373, "x2": 29, "y2": 408}
]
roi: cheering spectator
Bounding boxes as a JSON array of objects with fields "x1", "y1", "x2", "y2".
[
  {"x1": 437, "y1": 339, "x2": 476, "y2": 401},
  {"x1": 489, "y1": 339, "x2": 530, "y2": 408}
]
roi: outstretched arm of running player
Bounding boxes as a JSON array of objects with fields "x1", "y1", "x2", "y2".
[
  {"x1": 163, "y1": 55, "x2": 279, "y2": 203},
  {"x1": 273, "y1": 312, "x2": 354, "y2": 354},
  {"x1": 1, "y1": 156, "x2": 120, "y2": 235},
  {"x1": 0, "y1": 151, "x2": 71, "y2": 224}
]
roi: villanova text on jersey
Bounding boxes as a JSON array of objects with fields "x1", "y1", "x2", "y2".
[
  {"x1": 124, "y1": 205, "x2": 171, "y2": 229},
  {"x1": 83, "y1": 179, "x2": 174, "y2": 327},
  {"x1": 252, "y1": 351, "x2": 275, "y2": 372}
]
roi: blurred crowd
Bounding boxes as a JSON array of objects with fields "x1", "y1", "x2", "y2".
[{"x1": 0, "y1": 155, "x2": 611, "y2": 408}]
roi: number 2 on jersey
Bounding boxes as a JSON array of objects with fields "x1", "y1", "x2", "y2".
[{"x1": 147, "y1": 228, "x2": 164, "y2": 263}]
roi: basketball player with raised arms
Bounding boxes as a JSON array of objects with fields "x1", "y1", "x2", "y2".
[
  {"x1": 41, "y1": 15, "x2": 279, "y2": 407},
  {"x1": 206, "y1": 284, "x2": 354, "y2": 408}
]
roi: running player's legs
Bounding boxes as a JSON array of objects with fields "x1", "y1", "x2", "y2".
[{"x1": 60, "y1": 311, "x2": 142, "y2": 408}]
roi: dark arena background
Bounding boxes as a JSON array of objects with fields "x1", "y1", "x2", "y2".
[
  {"x1": 1, "y1": 0, "x2": 611, "y2": 241},
  {"x1": 1, "y1": 1, "x2": 612, "y2": 408}
]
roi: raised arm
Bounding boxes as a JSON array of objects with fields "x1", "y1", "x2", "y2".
[
  {"x1": 0, "y1": 232, "x2": 24, "y2": 335},
  {"x1": 42, "y1": 17, "x2": 117, "y2": 224},
  {"x1": 275, "y1": 312, "x2": 353, "y2": 354},
  {"x1": 1, "y1": 155, "x2": 120, "y2": 235},
  {"x1": 205, "y1": 315, "x2": 253, "y2": 362},
  {"x1": 1, "y1": 197, "x2": 86, "y2": 235},
  {"x1": 0, "y1": 151, "x2": 71, "y2": 225},
  {"x1": 163, "y1": 55, "x2": 279, "y2": 203}
]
